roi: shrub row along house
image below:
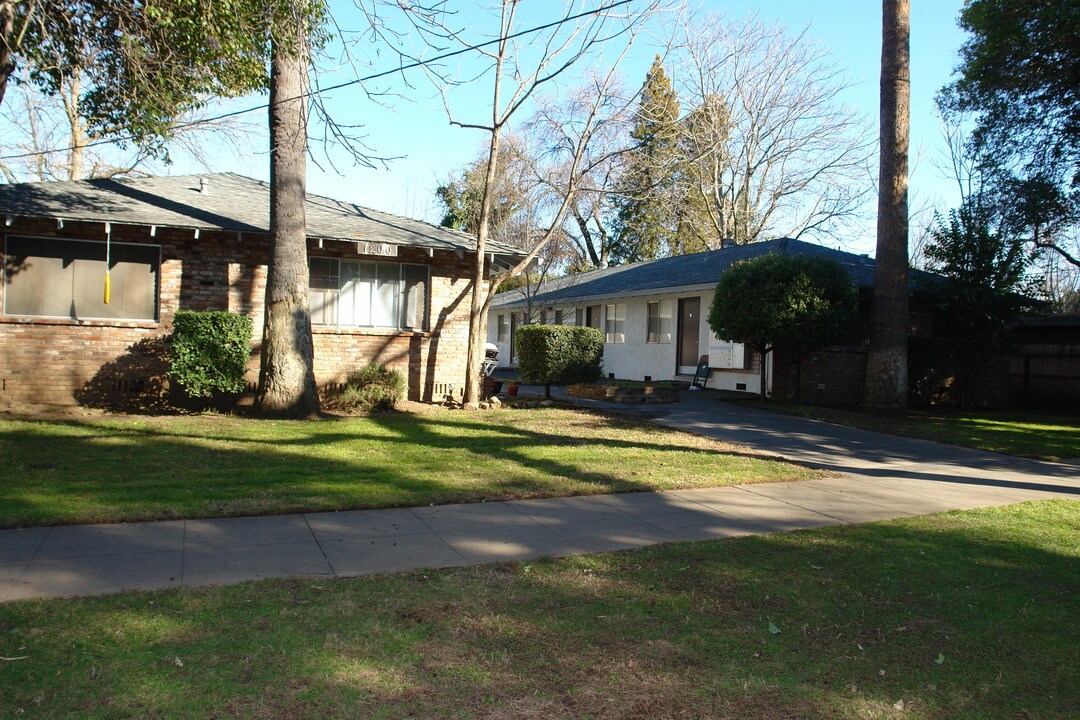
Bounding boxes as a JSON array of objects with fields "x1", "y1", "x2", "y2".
[
  {"x1": 488, "y1": 238, "x2": 943, "y2": 405},
  {"x1": 0, "y1": 173, "x2": 525, "y2": 408}
]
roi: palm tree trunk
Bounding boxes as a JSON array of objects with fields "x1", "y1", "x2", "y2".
[{"x1": 865, "y1": 0, "x2": 910, "y2": 410}]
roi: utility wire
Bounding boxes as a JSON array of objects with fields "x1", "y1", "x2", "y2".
[{"x1": 0, "y1": 0, "x2": 637, "y2": 162}]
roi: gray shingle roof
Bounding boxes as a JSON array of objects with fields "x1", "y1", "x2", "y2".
[
  {"x1": 491, "y1": 237, "x2": 936, "y2": 309},
  {"x1": 0, "y1": 172, "x2": 525, "y2": 257}
]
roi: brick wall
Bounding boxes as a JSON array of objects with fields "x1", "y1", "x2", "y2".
[
  {"x1": 1, "y1": 216, "x2": 481, "y2": 408},
  {"x1": 772, "y1": 346, "x2": 869, "y2": 406}
]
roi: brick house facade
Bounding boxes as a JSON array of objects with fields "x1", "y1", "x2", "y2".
[{"x1": 0, "y1": 174, "x2": 521, "y2": 409}]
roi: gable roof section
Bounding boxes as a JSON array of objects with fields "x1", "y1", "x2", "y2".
[
  {"x1": 491, "y1": 238, "x2": 935, "y2": 309},
  {"x1": 0, "y1": 172, "x2": 525, "y2": 258}
]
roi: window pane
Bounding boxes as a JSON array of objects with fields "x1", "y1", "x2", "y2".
[
  {"x1": 647, "y1": 302, "x2": 658, "y2": 343},
  {"x1": 309, "y1": 258, "x2": 338, "y2": 326},
  {"x1": 309, "y1": 257, "x2": 337, "y2": 289},
  {"x1": 614, "y1": 303, "x2": 626, "y2": 343},
  {"x1": 554, "y1": 308, "x2": 563, "y2": 325},
  {"x1": 338, "y1": 260, "x2": 358, "y2": 326},
  {"x1": 310, "y1": 289, "x2": 334, "y2": 325},
  {"x1": 356, "y1": 263, "x2": 377, "y2": 326},
  {"x1": 497, "y1": 314, "x2": 509, "y2": 341},
  {"x1": 5, "y1": 252, "x2": 71, "y2": 317},
  {"x1": 658, "y1": 300, "x2": 672, "y2": 344},
  {"x1": 372, "y1": 262, "x2": 399, "y2": 327},
  {"x1": 73, "y1": 256, "x2": 112, "y2": 318},
  {"x1": 587, "y1": 305, "x2": 602, "y2": 329},
  {"x1": 113, "y1": 250, "x2": 157, "y2": 320},
  {"x1": 401, "y1": 264, "x2": 428, "y2": 330}
]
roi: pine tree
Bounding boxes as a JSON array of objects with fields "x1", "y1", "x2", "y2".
[{"x1": 613, "y1": 55, "x2": 683, "y2": 263}]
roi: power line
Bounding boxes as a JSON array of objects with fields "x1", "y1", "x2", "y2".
[{"x1": 0, "y1": 0, "x2": 638, "y2": 163}]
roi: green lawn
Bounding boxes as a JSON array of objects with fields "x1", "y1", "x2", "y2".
[
  {"x1": 746, "y1": 402, "x2": 1080, "y2": 461},
  {"x1": 2, "y1": 500, "x2": 1076, "y2": 719},
  {"x1": 0, "y1": 407, "x2": 819, "y2": 528}
]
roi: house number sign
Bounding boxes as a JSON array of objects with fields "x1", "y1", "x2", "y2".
[{"x1": 356, "y1": 240, "x2": 398, "y2": 257}]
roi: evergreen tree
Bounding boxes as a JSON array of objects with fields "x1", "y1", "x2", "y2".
[
  {"x1": 613, "y1": 55, "x2": 684, "y2": 263},
  {"x1": 925, "y1": 198, "x2": 1035, "y2": 407}
]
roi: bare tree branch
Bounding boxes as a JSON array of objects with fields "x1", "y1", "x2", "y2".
[{"x1": 676, "y1": 13, "x2": 875, "y2": 245}]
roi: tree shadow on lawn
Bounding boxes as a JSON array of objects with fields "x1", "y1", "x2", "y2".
[
  {"x1": 3, "y1": 502, "x2": 1077, "y2": 718},
  {"x1": 1, "y1": 408, "x2": 792, "y2": 527}
]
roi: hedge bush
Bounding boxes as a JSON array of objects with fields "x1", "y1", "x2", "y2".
[
  {"x1": 168, "y1": 311, "x2": 253, "y2": 398},
  {"x1": 329, "y1": 365, "x2": 406, "y2": 412},
  {"x1": 515, "y1": 325, "x2": 604, "y2": 397}
]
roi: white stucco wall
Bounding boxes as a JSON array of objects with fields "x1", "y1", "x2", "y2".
[{"x1": 489, "y1": 290, "x2": 767, "y2": 394}]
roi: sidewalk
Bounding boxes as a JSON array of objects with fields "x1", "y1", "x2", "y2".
[{"x1": 3, "y1": 389, "x2": 1078, "y2": 602}]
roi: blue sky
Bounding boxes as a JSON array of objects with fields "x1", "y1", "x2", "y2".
[{"x1": 166, "y1": 0, "x2": 969, "y2": 257}]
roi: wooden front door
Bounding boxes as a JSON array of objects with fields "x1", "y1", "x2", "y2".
[{"x1": 677, "y1": 297, "x2": 701, "y2": 374}]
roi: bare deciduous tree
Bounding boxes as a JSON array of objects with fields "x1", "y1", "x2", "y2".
[
  {"x1": 677, "y1": 13, "x2": 874, "y2": 246},
  {"x1": 398, "y1": 0, "x2": 666, "y2": 407},
  {"x1": 535, "y1": 80, "x2": 635, "y2": 271}
]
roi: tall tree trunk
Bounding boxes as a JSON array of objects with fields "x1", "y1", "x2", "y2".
[
  {"x1": 865, "y1": 0, "x2": 910, "y2": 410},
  {"x1": 0, "y1": 0, "x2": 15, "y2": 108},
  {"x1": 462, "y1": 3, "x2": 512, "y2": 410},
  {"x1": 64, "y1": 74, "x2": 84, "y2": 180},
  {"x1": 255, "y1": 9, "x2": 320, "y2": 418},
  {"x1": 463, "y1": 124, "x2": 502, "y2": 409}
]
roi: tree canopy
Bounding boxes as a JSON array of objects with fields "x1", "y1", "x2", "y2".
[
  {"x1": 6, "y1": 1, "x2": 285, "y2": 157},
  {"x1": 940, "y1": 0, "x2": 1079, "y2": 268},
  {"x1": 612, "y1": 55, "x2": 687, "y2": 263},
  {"x1": 924, "y1": 197, "x2": 1038, "y2": 407},
  {"x1": 708, "y1": 253, "x2": 857, "y2": 401},
  {"x1": 436, "y1": 139, "x2": 533, "y2": 242},
  {"x1": 947, "y1": 0, "x2": 1079, "y2": 181}
]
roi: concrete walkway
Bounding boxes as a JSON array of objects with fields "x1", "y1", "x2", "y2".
[{"x1": 3, "y1": 389, "x2": 1078, "y2": 602}]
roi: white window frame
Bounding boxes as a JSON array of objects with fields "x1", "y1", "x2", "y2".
[
  {"x1": 497, "y1": 313, "x2": 509, "y2": 342},
  {"x1": 604, "y1": 303, "x2": 626, "y2": 343},
  {"x1": 309, "y1": 257, "x2": 429, "y2": 331},
  {"x1": 646, "y1": 299, "x2": 672, "y2": 344}
]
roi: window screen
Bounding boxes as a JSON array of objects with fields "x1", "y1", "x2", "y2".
[{"x1": 4, "y1": 236, "x2": 159, "y2": 321}]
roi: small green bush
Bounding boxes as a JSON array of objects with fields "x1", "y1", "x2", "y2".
[
  {"x1": 516, "y1": 325, "x2": 604, "y2": 397},
  {"x1": 331, "y1": 365, "x2": 406, "y2": 412},
  {"x1": 168, "y1": 311, "x2": 253, "y2": 398}
]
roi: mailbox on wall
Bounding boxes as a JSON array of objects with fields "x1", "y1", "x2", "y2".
[{"x1": 708, "y1": 336, "x2": 748, "y2": 369}]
